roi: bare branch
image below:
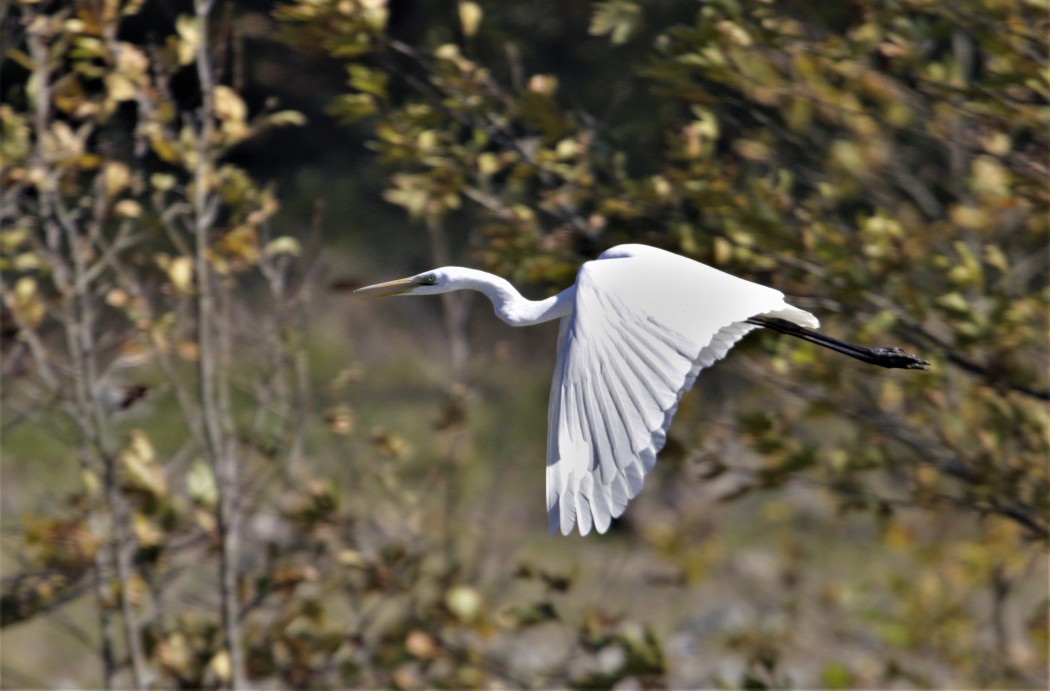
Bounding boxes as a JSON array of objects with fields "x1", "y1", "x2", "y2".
[{"x1": 193, "y1": 0, "x2": 245, "y2": 684}]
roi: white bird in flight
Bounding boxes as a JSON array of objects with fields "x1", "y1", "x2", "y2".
[{"x1": 355, "y1": 244, "x2": 927, "y2": 536}]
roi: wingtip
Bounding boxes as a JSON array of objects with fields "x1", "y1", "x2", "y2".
[
  {"x1": 548, "y1": 489, "x2": 581, "y2": 536},
  {"x1": 548, "y1": 510, "x2": 560, "y2": 536}
]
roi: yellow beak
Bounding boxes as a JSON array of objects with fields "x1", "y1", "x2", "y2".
[{"x1": 353, "y1": 277, "x2": 417, "y2": 299}]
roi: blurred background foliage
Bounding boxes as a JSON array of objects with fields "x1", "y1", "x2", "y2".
[{"x1": 1, "y1": 0, "x2": 1047, "y2": 688}]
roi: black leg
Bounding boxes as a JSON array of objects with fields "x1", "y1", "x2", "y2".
[{"x1": 746, "y1": 316, "x2": 930, "y2": 370}]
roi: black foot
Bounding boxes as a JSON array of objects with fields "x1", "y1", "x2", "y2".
[{"x1": 869, "y1": 347, "x2": 930, "y2": 370}]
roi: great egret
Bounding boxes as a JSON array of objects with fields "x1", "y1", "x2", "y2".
[{"x1": 355, "y1": 244, "x2": 927, "y2": 536}]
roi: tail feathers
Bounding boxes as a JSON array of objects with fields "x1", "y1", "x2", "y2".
[{"x1": 761, "y1": 304, "x2": 819, "y2": 329}]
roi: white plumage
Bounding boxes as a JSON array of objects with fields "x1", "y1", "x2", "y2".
[{"x1": 542, "y1": 245, "x2": 816, "y2": 535}]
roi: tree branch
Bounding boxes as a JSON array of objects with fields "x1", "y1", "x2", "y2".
[{"x1": 193, "y1": 0, "x2": 245, "y2": 685}]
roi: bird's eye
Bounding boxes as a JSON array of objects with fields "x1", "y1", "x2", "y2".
[{"x1": 419, "y1": 275, "x2": 437, "y2": 285}]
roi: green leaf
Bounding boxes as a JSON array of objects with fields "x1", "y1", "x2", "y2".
[
  {"x1": 263, "y1": 236, "x2": 302, "y2": 257},
  {"x1": 266, "y1": 110, "x2": 307, "y2": 127},
  {"x1": 187, "y1": 458, "x2": 218, "y2": 506},
  {"x1": 328, "y1": 93, "x2": 378, "y2": 124},
  {"x1": 590, "y1": 1, "x2": 642, "y2": 45}
]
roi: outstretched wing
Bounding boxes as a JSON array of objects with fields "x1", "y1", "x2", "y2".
[{"x1": 545, "y1": 245, "x2": 817, "y2": 535}]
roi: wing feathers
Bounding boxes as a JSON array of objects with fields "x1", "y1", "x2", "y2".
[
  {"x1": 583, "y1": 376, "x2": 617, "y2": 484},
  {"x1": 589, "y1": 378, "x2": 619, "y2": 484},
  {"x1": 592, "y1": 483, "x2": 612, "y2": 533},
  {"x1": 576, "y1": 473, "x2": 594, "y2": 536},
  {"x1": 618, "y1": 318, "x2": 682, "y2": 394},
  {"x1": 546, "y1": 246, "x2": 816, "y2": 535},
  {"x1": 615, "y1": 328, "x2": 676, "y2": 423},
  {"x1": 624, "y1": 460, "x2": 645, "y2": 496},
  {"x1": 601, "y1": 358, "x2": 650, "y2": 457}
]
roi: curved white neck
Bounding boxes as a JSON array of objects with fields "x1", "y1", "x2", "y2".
[{"x1": 452, "y1": 269, "x2": 575, "y2": 327}]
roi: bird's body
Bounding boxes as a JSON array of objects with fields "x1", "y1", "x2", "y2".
[{"x1": 356, "y1": 244, "x2": 927, "y2": 536}]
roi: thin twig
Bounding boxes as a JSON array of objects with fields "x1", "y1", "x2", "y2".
[
  {"x1": 26, "y1": 26, "x2": 119, "y2": 686},
  {"x1": 193, "y1": 0, "x2": 245, "y2": 685}
]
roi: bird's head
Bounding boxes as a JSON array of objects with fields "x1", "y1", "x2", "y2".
[{"x1": 353, "y1": 268, "x2": 456, "y2": 299}]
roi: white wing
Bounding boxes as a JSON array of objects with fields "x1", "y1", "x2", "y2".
[{"x1": 545, "y1": 245, "x2": 818, "y2": 535}]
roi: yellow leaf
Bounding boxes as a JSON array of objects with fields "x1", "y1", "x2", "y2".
[
  {"x1": 689, "y1": 106, "x2": 719, "y2": 140},
  {"x1": 175, "y1": 15, "x2": 200, "y2": 66},
  {"x1": 194, "y1": 507, "x2": 216, "y2": 534},
  {"x1": 115, "y1": 42, "x2": 149, "y2": 77},
  {"x1": 936, "y1": 291, "x2": 970, "y2": 314},
  {"x1": 527, "y1": 74, "x2": 558, "y2": 95},
  {"x1": 734, "y1": 139, "x2": 771, "y2": 162},
  {"x1": 434, "y1": 43, "x2": 461, "y2": 61},
  {"x1": 589, "y1": 0, "x2": 641, "y2": 44},
  {"x1": 830, "y1": 140, "x2": 864, "y2": 173},
  {"x1": 213, "y1": 85, "x2": 247, "y2": 124},
  {"x1": 358, "y1": 0, "x2": 389, "y2": 31},
  {"x1": 158, "y1": 633, "x2": 194, "y2": 678},
  {"x1": 383, "y1": 184, "x2": 428, "y2": 219},
  {"x1": 207, "y1": 650, "x2": 231, "y2": 683},
  {"x1": 150, "y1": 173, "x2": 177, "y2": 191},
  {"x1": 114, "y1": 199, "x2": 142, "y2": 218},
  {"x1": 105, "y1": 288, "x2": 130, "y2": 308},
  {"x1": 477, "y1": 152, "x2": 500, "y2": 176},
  {"x1": 716, "y1": 20, "x2": 752, "y2": 47},
  {"x1": 5, "y1": 49, "x2": 35, "y2": 71},
  {"x1": 417, "y1": 129, "x2": 438, "y2": 153},
  {"x1": 0, "y1": 228, "x2": 29, "y2": 252},
  {"x1": 983, "y1": 244, "x2": 1009, "y2": 273},
  {"x1": 458, "y1": 1, "x2": 482, "y2": 37},
  {"x1": 186, "y1": 459, "x2": 217, "y2": 506},
  {"x1": 971, "y1": 155, "x2": 1009, "y2": 197},
  {"x1": 713, "y1": 236, "x2": 733, "y2": 265},
  {"x1": 150, "y1": 135, "x2": 181, "y2": 165},
  {"x1": 168, "y1": 255, "x2": 194, "y2": 292},
  {"x1": 175, "y1": 339, "x2": 199, "y2": 361},
  {"x1": 263, "y1": 236, "x2": 301, "y2": 257},
  {"x1": 406, "y1": 629, "x2": 438, "y2": 658},
  {"x1": 246, "y1": 191, "x2": 279, "y2": 226},
  {"x1": 219, "y1": 225, "x2": 259, "y2": 263},
  {"x1": 51, "y1": 74, "x2": 89, "y2": 116},
  {"x1": 555, "y1": 138, "x2": 577, "y2": 159},
  {"x1": 13, "y1": 252, "x2": 44, "y2": 271},
  {"x1": 80, "y1": 468, "x2": 101, "y2": 497},
  {"x1": 105, "y1": 72, "x2": 137, "y2": 102},
  {"x1": 980, "y1": 131, "x2": 1011, "y2": 156},
  {"x1": 445, "y1": 585, "x2": 482, "y2": 623},
  {"x1": 102, "y1": 161, "x2": 130, "y2": 198},
  {"x1": 119, "y1": 430, "x2": 168, "y2": 497},
  {"x1": 267, "y1": 110, "x2": 306, "y2": 127},
  {"x1": 43, "y1": 121, "x2": 83, "y2": 162},
  {"x1": 7, "y1": 277, "x2": 45, "y2": 328},
  {"x1": 337, "y1": 550, "x2": 367, "y2": 567},
  {"x1": 132, "y1": 512, "x2": 164, "y2": 546},
  {"x1": 148, "y1": 312, "x2": 175, "y2": 350},
  {"x1": 949, "y1": 204, "x2": 986, "y2": 229},
  {"x1": 122, "y1": 0, "x2": 146, "y2": 15}
]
